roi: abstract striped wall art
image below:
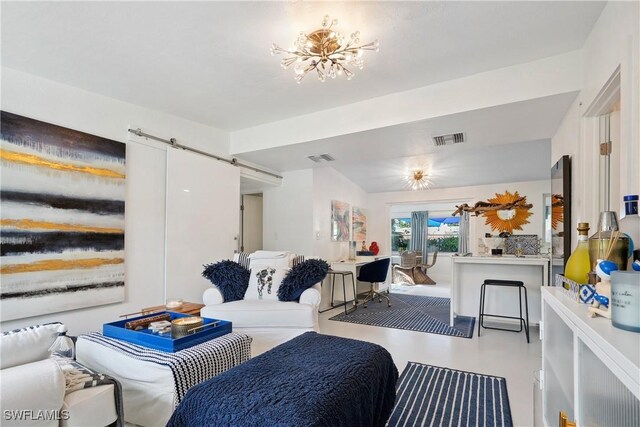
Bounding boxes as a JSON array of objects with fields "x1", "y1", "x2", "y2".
[{"x1": 0, "y1": 111, "x2": 126, "y2": 321}]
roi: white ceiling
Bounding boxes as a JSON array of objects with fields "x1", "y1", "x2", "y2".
[
  {"x1": 236, "y1": 93, "x2": 574, "y2": 192},
  {"x1": 1, "y1": 1, "x2": 604, "y2": 131}
]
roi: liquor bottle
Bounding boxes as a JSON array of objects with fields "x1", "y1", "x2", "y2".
[
  {"x1": 589, "y1": 211, "x2": 631, "y2": 271},
  {"x1": 565, "y1": 222, "x2": 591, "y2": 284}
]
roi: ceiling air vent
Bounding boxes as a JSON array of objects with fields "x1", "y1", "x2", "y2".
[
  {"x1": 307, "y1": 153, "x2": 335, "y2": 163},
  {"x1": 432, "y1": 132, "x2": 465, "y2": 146}
]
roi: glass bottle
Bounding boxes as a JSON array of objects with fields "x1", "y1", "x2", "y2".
[
  {"x1": 565, "y1": 222, "x2": 591, "y2": 284},
  {"x1": 48, "y1": 325, "x2": 75, "y2": 359},
  {"x1": 589, "y1": 211, "x2": 630, "y2": 271}
]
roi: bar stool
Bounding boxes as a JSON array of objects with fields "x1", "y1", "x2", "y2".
[
  {"x1": 327, "y1": 270, "x2": 357, "y2": 315},
  {"x1": 478, "y1": 279, "x2": 530, "y2": 343}
]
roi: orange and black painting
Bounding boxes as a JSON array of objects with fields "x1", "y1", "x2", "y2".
[{"x1": 0, "y1": 111, "x2": 125, "y2": 321}]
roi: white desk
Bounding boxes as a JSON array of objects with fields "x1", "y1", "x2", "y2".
[
  {"x1": 324, "y1": 256, "x2": 391, "y2": 311},
  {"x1": 450, "y1": 255, "x2": 549, "y2": 326}
]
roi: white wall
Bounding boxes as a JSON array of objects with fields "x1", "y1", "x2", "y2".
[
  {"x1": 581, "y1": 2, "x2": 639, "y2": 115},
  {"x1": 262, "y1": 173, "x2": 550, "y2": 284},
  {"x1": 262, "y1": 170, "x2": 314, "y2": 256},
  {"x1": 262, "y1": 167, "x2": 369, "y2": 260},
  {"x1": 231, "y1": 52, "x2": 582, "y2": 154},
  {"x1": 311, "y1": 167, "x2": 368, "y2": 261},
  {"x1": 551, "y1": 1, "x2": 640, "y2": 251},
  {"x1": 1, "y1": 67, "x2": 232, "y2": 334},
  {"x1": 551, "y1": 97, "x2": 582, "y2": 241},
  {"x1": 368, "y1": 180, "x2": 551, "y2": 283}
]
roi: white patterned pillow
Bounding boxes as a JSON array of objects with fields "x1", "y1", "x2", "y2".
[
  {"x1": 247, "y1": 263, "x2": 289, "y2": 301},
  {"x1": 1, "y1": 322, "x2": 63, "y2": 369}
]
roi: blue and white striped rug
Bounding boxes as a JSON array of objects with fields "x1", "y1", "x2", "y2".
[
  {"x1": 388, "y1": 362, "x2": 513, "y2": 427},
  {"x1": 329, "y1": 294, "x2": 475, "y2": 338}
]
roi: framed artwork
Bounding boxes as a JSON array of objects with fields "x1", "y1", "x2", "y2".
[
  {"x1": 331, "y1": 200, "x2": 350, "y2": 241},
  {"x1": 0, "y1": 111, "x2": 126, "y2": 321},
  {"x1": 352, "y1": 206, "x2": 367, "y2": 241}
]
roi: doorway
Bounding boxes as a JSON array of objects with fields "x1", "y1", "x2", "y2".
[{"x1": 240, "y1": 194, "x2": 263, "y2": 253}]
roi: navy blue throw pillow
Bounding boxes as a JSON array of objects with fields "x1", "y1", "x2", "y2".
[
  {"x1": 202, "y1": 260, "x2": 250, "y2": 302},
  {"x1": 278, "y1": 259, "x2": 329, "y2": 302}
]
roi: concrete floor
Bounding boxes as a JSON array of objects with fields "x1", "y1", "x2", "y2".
[{"x1": 318, "y1": 284, "x2": 541, "y2": 427}]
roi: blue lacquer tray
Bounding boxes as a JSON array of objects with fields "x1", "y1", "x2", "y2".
[{"x1": 103, "y1": 312, "x2": 232, "y2": 353}]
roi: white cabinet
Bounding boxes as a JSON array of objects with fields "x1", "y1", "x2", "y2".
[{"x1": 541, "y1": 287, "x2": 640, "y2": 426}]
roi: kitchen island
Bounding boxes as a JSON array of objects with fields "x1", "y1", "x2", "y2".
[{"x1": 450, "y1": 255, "x2": 549, "y2": 327}]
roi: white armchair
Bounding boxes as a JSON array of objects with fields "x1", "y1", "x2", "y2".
[
  {"x1": 0, "y1": 323, "x2": 117, "y2": 427},
  {"x1": 200, "y1": 252, "x2": 322, "y2": 354}
]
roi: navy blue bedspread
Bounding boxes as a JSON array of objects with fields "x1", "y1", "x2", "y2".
[{"x1": 167, "y1": 332, "x2": 398, "y2": 427}]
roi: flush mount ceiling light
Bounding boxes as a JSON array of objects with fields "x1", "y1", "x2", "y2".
[
  {"x1": 406, "y1": 169, "x2": 431, "y2": 191},
  {"x1": 270, "y1": 14, "x2": 379, "y2": 84}
]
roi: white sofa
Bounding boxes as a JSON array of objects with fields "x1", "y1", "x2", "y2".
[
  {"x1": 0, "y1": 323, "x2": 117, "y2": 427},
  {"x1": 201, "y1": 251, "x2": 322, "y2": 354}
]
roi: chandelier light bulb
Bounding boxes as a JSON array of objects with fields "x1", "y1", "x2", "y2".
[
  {"x1": 270, "y1": 14, "x2": 378, "y2": 83},
  {"x1": 406, "y1": 169, "x2": 431, "y2": 191}
]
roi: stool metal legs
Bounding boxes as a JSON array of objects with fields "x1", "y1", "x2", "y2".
[
  {"x1": 331, "y1": 274, "x2": 336, "y2": 306},
  {"x1": 328, "y1": 272, "x2": 357, "y2": 315},
  {"x1": 477, "y1": 282, "x2": 530, "y2": 343}
]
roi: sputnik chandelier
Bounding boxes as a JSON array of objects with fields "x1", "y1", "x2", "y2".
[
  {"x1": 270, "y1": 15, "x2": 379, "y2": 83},
  {"x1": 406, "y1": 169, "x2": 431, "y2": 190}
]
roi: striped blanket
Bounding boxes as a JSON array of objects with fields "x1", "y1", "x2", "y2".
[
  {"x1": 52, "y1": 355, "x2": 124, "y2": 427},
  {"x1": 79, "y1": 332, "x2": 252, "y2": 406}
]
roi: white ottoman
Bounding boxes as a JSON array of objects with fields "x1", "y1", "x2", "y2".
[
  {"x1": 76, "y1": 332, "x2": 251, "y2": 427},
  {"x1": 62, "y1": 384, "x2": 117, "y2": 427}
]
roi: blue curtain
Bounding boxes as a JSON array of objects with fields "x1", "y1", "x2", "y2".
[
  {"x1": 458, "y1": 211, "x2": 470, "y2": 255},
  {"x1": 410, "y1": 211, "x2": 429, "y2": 262}
]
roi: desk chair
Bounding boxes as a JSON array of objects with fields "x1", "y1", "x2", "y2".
[{"x1": 358, "y1": 258, "x2": 391, "y2": 308}]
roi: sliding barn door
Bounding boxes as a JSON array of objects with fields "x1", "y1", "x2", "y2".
[{"x1": 165, "y1": 148, "x2": 240, "y2": 303}]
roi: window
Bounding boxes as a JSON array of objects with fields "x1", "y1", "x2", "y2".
[
  {"x1": 391, "y1": 214, "x2": 460, "y2": 253},
  {"x1": 391, "y1": 218, "x2": 411, "y2": 252},
  {"x1": 427, "y1": 216, "x2": 460, "y2": 253}
]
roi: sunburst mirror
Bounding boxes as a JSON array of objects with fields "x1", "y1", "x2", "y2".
[
  {"x1": 551, "y1": 194, "x2": 564, "y2": 230},
  {"x1": 483, "y1": 191, "x2": 532, "y2": 233}
]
